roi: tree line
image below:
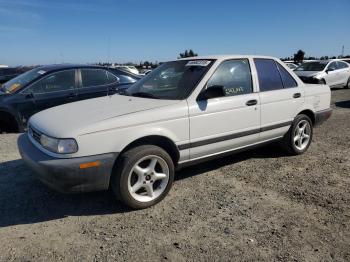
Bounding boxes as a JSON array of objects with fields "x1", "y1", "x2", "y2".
[
  {"x1": 281, "y1": 49, "x2": 350, "y2": 63},
  {"x1": 95, "y1": 48, "x2": 349, "y2": 68}
]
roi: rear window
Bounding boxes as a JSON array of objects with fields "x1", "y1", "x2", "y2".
[
  {"x1": 81, "y1": 69, "x2": 117, "y2": 87},
  {"x1": 338, "y1": 61, "x2": 349, "y2": 69},
  {"x1": 276, "y1": 63, "x2": 298, "y2": 88},
  {"x1": 254, "y1": 59, "x2": 284, "y2": 92}
]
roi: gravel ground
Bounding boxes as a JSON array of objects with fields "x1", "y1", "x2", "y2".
[{"x1": 0, "y1": 88, "x2": 349, "y2": 262}]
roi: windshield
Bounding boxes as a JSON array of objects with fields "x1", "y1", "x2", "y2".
[
  {"x1": 1, "y1": 67, "x2": 42, "y2": 94},
  {"x1": 123, "y1": 60, "x2": 214, "y2": 100},
  {"x1": 295, "y1": 62, "x2": 327, "y2": 71}
]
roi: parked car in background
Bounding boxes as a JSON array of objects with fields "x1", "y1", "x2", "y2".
[
  {"x1": 139, "y1": 69, "x2": 153, "y2": 75},
  {"x1": 285, "y1": 62, "x2": 298, "y2": 70},
  {"x1": 18, "y1": 55, "x2": 331, "y2": 209},
  {"x1": 0, "y1": 64, "x2": 140, "y2": 133},
  {"x1": 0, "y1": 67, "x2": 23, "y2": 84},
  {"x1": 294, "y1": 60, "x2": 350, "y2": 88},
  {"x1": 112, "y1": 65, "x2": 139, "y2": 75},
  {"x1": 341, "y1": 58, "x2": 350, "y2": 64}
]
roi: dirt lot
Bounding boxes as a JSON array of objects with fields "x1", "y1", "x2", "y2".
[{"x1": 0, "y1": 88, "x2": 349, "y2": 262}]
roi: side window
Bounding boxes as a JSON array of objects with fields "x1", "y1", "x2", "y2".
[
  {"x1": 81, "y1": 69, "x2": 117, "y2": 87},
  {"x1": 334, "y1": 62, "x2": 341, "y2": 70},
  {"x1": 338, "y1": 61, "x2": 349, "y2": 69},
  {"x1": 207, "y1": 59, "x2": 252, "y2": 97},
  {"x1": 254, "y1": 59, "x2": 284, "y2": 91},
  {"x1": 26, "y1": 70, "x2": 75, "y2": 94},
  {"x1": 328, "y1": 62, "x2": 337, "y2": 71},
  {"x1": 106, "y1": 71, "x2": 119, "y2": 84},
  {"x1": 276, "y1": 63, "x2": 298, "y2": 88}
]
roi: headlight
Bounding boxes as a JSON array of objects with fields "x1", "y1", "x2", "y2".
[{"x1": 40, "y1": 134, "x2": 78, "y2": 154}]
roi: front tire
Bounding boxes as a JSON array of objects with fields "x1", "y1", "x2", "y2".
[
  {"x1": 345, "y1": 77, "x2": 350, "y2": 89},
  {"x1": 281, "y1": 114, "x2": 313, "y2": 155},
  {"x1": 111, "y1": 145, "x2": 174, "y2": 209},
  {"x1": 319, "y1": 79, "x2": 326, "y2": 85}
]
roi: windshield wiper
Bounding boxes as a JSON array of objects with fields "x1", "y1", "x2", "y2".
[{"x1": 131, "y1": 92, "x2": 159, "y2": 99}]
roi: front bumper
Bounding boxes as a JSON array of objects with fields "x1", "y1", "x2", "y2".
[
  {"x1": 315, "y1": 108, "x2": 332, "y2": 127},
  {"x1": 18, "y1": 134, "x2": 118, "y2": 193}
]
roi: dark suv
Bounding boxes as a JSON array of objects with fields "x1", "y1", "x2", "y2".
[{"x1": 0, "y1": 64, "x2": 140, "y2": 133}]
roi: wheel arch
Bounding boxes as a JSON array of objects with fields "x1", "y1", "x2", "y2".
[
  {"x1": 117, "y1": 135, "x2": 180, "y2": 166},
  {"x1": 0, "y1": 109, "x2": 20, "y2": 132},
  {"x1": 297, "y1": 109, "x2": 315, "y2": 125}
]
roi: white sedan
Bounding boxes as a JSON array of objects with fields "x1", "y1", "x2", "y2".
[
  {"x1": 18, "y1": 55, "x2": 332, "y2": 209},
  {"x1": 294, "y1": 60, "x2": 350, "y2": 88}
]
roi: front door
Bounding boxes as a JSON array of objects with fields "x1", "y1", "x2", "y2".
[
  {"x1": 188, "y1": 59, "x2": 260, "y2": 160},
  {"x1": 324, "y1": 62, "x2": 339, "y2": 87},
  {"x1": 8, "y1": 93, "x2": 36, "y2": 127},
  {"x1": 336, "y1": 61, "x2": 350, "y2": 86}
]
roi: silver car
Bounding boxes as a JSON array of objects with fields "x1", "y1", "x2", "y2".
[
  {"x1": 294, "y1": 60, "x2": 350, "y2": 88},
  {"x1": 285, "y1": 62, "x2": 298, "y2": 70}
]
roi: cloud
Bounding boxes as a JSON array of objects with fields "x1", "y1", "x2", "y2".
[
  {"x1": 0, "y1": 0, "x2": 97, "y2": 12},
  {"x1": 0, "y1": 7, "x2": 41, "y2": 20},
  {"x1": 0, "y1": 25, "x2": 34, "y2": 33}
]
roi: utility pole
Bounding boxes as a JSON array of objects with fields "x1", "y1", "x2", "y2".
[
  {"x1": 107, "y1": 36, "x2": 111, "y2": 65},
  {"x1": 341, "y1": 45, "x2": 344, "y2": 58}
]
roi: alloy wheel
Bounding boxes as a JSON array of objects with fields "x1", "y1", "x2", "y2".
[
  {"x1": 293, "y1": 120, "x2": 311, "y2": 151},
  {"x1": 127, "y1": 155, "x2": 169, "y2": 202}
]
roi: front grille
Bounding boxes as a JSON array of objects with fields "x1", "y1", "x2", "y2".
[{"x1": 29, "y1": 125, "x2": 42, "y2": 144}]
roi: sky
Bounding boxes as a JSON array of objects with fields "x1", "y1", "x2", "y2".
[{"x1": 0, "y1": 0, "x2": 349, "y2": 66}]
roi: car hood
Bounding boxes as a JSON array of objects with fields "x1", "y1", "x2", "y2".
[
  {"x1": 294, "y1": 71, "x2": 322, "y2": 77},
  {"x1": 30, "y1": 94, "x2": 180, "y2": 138}
]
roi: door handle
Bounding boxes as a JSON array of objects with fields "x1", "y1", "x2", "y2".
[
  {"x1": 246, "y1": 99, "x2": 258, "y2": 106},
  {"x1": 293, "y1": 93, "x2": 301, "y2": 98},
  {"x1": 25, "y1": 93, "x2": 34, "y2": 99}
]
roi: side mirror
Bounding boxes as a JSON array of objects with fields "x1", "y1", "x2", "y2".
[
  {"x1": 326, "y1": 68, "x2": 334, "y2": 73},
  {"x1": 197, "y1": 85, "x2": 225, "y2": 101}
]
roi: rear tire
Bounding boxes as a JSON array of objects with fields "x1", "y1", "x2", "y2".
[
  {"x1": 111, "y1": 145, "x2": 174, "y2": 209},
  {"x1": 281, "y1": 114, "x2": 313, "y2": 155}
]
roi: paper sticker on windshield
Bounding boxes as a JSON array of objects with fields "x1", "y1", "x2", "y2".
[
  {"x1": 185, "y1": 60, "x2": 211, "y2": 67},
  {"x1": 37, "y1": 70, "x2": 46, "y2": 74},
  {"x1": 8, "y1": 83, "x2": 21, "y2": 93}
]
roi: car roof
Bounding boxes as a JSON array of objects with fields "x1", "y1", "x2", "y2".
[
  {"x1": 177, "y1": 54, "x2": 279, "y2": 61},
  {"x1": 303, "y1": 59, "x2": 346, "y2": 64},
  {"x1": 36, "y1": 64, "x2": 108, "y2": 72}
]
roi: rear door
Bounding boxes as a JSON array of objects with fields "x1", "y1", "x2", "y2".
[
  {"x1": 254, "y1": 59, "x2": 303, "y2": 141},
  {"x1": 23, "y1": 69, "x2": 79, "y2": 114},
  {"x1": 77, "y1": 68, "x2": 120, "y2": 100}
]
